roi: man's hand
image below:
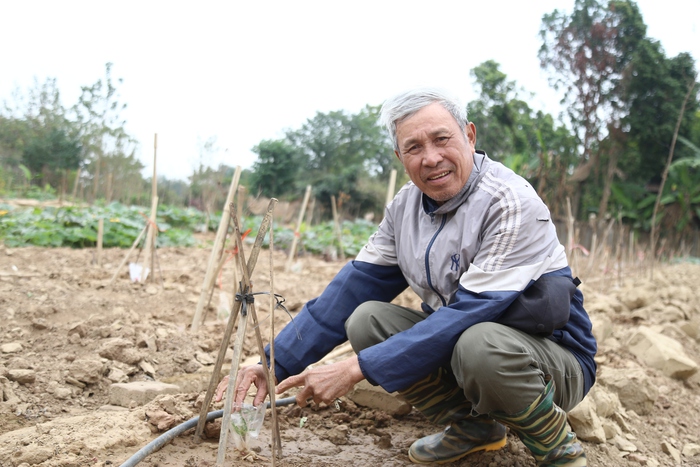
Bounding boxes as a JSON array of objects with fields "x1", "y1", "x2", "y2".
[
  {"x1": 214, "y1": 364, "x2": 271, "y2": 408},
  {"x1": 276, "y1": 355, "x2": 364, "y2": 407}
]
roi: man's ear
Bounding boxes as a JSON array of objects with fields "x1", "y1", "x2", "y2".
[
  {"x1": 394, "y1": 150, "x2": 402, "y2": 161},
  {"x1": 465, "y1": 122, "x2": 477, "y2": 146}
]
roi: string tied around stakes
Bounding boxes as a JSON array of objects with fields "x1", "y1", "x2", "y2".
[{"x1": 234, "y1": 289, "x2": 302, "y2": 341}]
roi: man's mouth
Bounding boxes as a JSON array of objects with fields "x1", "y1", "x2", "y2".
[{"x1": 428, "y1": 171, "x2": 450, "y2": 181}]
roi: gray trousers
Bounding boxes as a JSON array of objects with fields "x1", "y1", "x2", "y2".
[{"x1": 345, "y1": 301, "x2": 585, "y2": 415}]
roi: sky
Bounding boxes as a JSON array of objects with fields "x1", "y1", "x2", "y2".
[{"x1": 1, "y1": 0, "x2": 699, "y2": 181}]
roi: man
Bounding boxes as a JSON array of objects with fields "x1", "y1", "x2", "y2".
[{"x1": 217, "y1": 87, "x2": 597, "y2": 466}]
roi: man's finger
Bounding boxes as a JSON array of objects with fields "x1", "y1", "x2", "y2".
[
  {"x1": 214, "y1": 376, "x2": 230, "y2": 402},
  {"x1": 276, "y1": 373, "x2": 304, "y2": 393},
  {"x1": 252, "y1": 385, "x2": 268, "y2": 407},
  {"x1": 233, "y1": 372, "x2": 257, "y2": 406}
]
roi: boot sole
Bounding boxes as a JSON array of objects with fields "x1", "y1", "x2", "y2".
[{"x1": 408, "y1": 435, "x2": 507, "y2": 464}]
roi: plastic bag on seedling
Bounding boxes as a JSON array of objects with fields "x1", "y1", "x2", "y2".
[
  {"x1": 128, "y1": 263, "x2": 149, "y2": 282},
  {"x1": 229, "y1": 403, "x2": 265, "y2": 451}
]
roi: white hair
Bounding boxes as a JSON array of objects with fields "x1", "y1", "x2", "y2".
[{"x1": 379, "y1": 87, "x2": 468, "y2": 152}]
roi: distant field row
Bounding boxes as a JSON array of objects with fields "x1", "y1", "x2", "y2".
[{"x1": 0, "y1": 201, "x2": 376, "y2": 256}]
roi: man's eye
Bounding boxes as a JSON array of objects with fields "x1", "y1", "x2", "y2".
[
  {"x1": 436, "y1": 136, "x2": 450, "y2": 145},
  {"x1": 406, "y1": 145, "x2": 420, "y2": 154}
]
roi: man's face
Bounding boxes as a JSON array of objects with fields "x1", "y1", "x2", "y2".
[{"x1": 395, "y1": 103, "x2": 476, "y2": 204}]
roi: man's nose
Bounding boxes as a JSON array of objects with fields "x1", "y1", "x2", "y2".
[{"x1": 422, "y1": 144, "x2": 443, "y2": 166}]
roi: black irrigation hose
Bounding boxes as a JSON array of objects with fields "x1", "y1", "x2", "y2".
[{"x1": 120, "y1": 396, "x2": 298, "y2": 467}]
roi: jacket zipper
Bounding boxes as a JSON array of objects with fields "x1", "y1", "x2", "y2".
[{"x1": 425, "y1": 213, "x2": 447, "y2": 307}]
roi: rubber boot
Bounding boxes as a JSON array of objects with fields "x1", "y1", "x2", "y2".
[
  {"x1": 491, "y1": 380, "x2": 586, "y2": 467},
  {"x1": 400, "y1": 367, "x2": 507, "y2": 464}
]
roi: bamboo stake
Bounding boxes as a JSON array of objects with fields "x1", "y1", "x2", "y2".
[
  {"x1": 60, "y1": 170, "x2": 66, "y2": 205},
  {"x1": 306, "y1": 197, "x2": 316, "y2": 226},
  {"x1": 285, "y1": 185, "x2": 312, "y2": 272},
  {"x1": 142, "y1": 195, "x2": 158, "y2": 283},
  {"x1": 238, "y1": 186, "x2": 247, "y2": 218},
  {"x1": 217, "y1": 286, "x2": 249, "y2": 465},
  {"x1": 194, "y1": 199, "x2": 277, "y2": 440},
  {"x1": 331, "y1": 195, "x2": 345, "y2": 261},
  {"x1": 143, "y1": 134, "x2": 158, "y2": 282},
  {"x1": 317, "y1": 342, "x2": 354, "y2": 365},
  {"x1": 106, "y1": 172, "x2": 113, "y2": 203},
  {"x1": 191, "y1": 166, "x2": 242, "y2": 333},
  {"x1": 71, "y1": 168, "x2": 81, "y2": 200},
  {"x1": 96, "y1": 218, "x2": 104, "y2": 267},
  {"x1": 565, "y1": 197, "x2": 576, "y2": 274},
  {"x1": 109, "y1": 224, "x2": 148, "y2": 285},
  {"x1": 268, "y1": 216, "x2": 281, "y2": 463},
  {"x1": 586, "y1": 216, "x2": 598, "y2": 278},
  {"x1": 92, "y1": 156, "x2": 101, "y2": 202},
  {"x1": 385, "y1": 169, "x2": 397, "y2": 207},
  {"x1": 628, "y1": 229, "x2": 635, "y2": 266},
  {"x1": 615, "y1": 215, "x2": 623, "y2": 288}
]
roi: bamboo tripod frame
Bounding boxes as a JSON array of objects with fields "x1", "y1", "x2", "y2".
[{"x1": 193, "y1": 199, "x2": 282, "y2": 465}]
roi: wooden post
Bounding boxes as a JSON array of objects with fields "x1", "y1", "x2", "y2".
[
  {"x1": 106, "y1": 172, "x2": 113, "y2": 204},
  {"x1": 217, "y1": 284, "x2": 250, "y2": 466},
  {"x1": 565, "y1": 197, "x2": 576, "y2": 275},
  {"x1": 237, "y1": 186, "x2": 246, "y2": 219},
  {"x1": 91, "y1": 157, "x2": 100, "y2": 202},
  {"x1": 72, "y1": 168, "x2": 81, "y2": 200},
  {"x1": 268, "y1": 217, "x2": 281, "y2": 462},
  {"x1": 190, "y1": 166, "x2": 242, "y2": 333},
  {"x1": 331, "y1": 195, "x2": 345, "y2": 261},
  {"x1": 385, "y1": 169, "x2": 397, "y2": 207},
  {"x1": 96, "y1": 218, "x2": 104, "y2": 267},
  {"x1": 285, "y1": 185, "x2": 312, "y2": 272},
  {"x1": 305, "y1": 197, "x2": 316, "y2": 226},
  {"x1": 586, "y1": 215, "x2": 598, "y2": 278},
  {"x1": 143, "y1": 134, "x2": 159, "y2": 282},
  {"x1": 628, "y1": 229, "x2": 635, "y2": 266},
  {"x1": 142, "y1": 195, "x2": 158, "y2": 283},
  {"x1": 59, "y1": 170, "x2": 67, "y2": 205}
]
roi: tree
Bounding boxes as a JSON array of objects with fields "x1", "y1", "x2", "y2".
[
  {"x1": 621, "y1": 46, "x2": 699, "y2": 183},
  {"x1": 539, "y1": 0, "x2": 647, "y2": 217},
  {"x1": 22, "y1": 128, "x2": 80, "y2": 176},
  {"x1": 187, "y1": 137, "x2": 235, "y2": 222},
  {"x1": 282, "y1": 106, "x2": 397, "y2": 217},
  {"x1": 351, "y1": 105, "x2": 398, "y2": 179},
  {"x1": 250, "y1": 139, "x2": 302, "y2": 198},
  {"x1": 73, "y1": 63, "x2": 138, "y2": 202},
  {"x1": 0, "y1": 78, "x2": 81, "y2": 191},
  {"x1": 468, "y1": 60, "x2": 536, "y2": 158},
  {"x1": 467, "y1": 61, "x2": 578, "y2": 216}
]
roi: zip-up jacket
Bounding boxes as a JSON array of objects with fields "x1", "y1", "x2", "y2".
[{"x1": 268, "y1": 152, "x2": 597, "y2": 395}]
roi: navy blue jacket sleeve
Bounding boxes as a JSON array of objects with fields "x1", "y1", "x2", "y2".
[{"x1": 265, "y1": 260, "x2": 408, "y2": 382}]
